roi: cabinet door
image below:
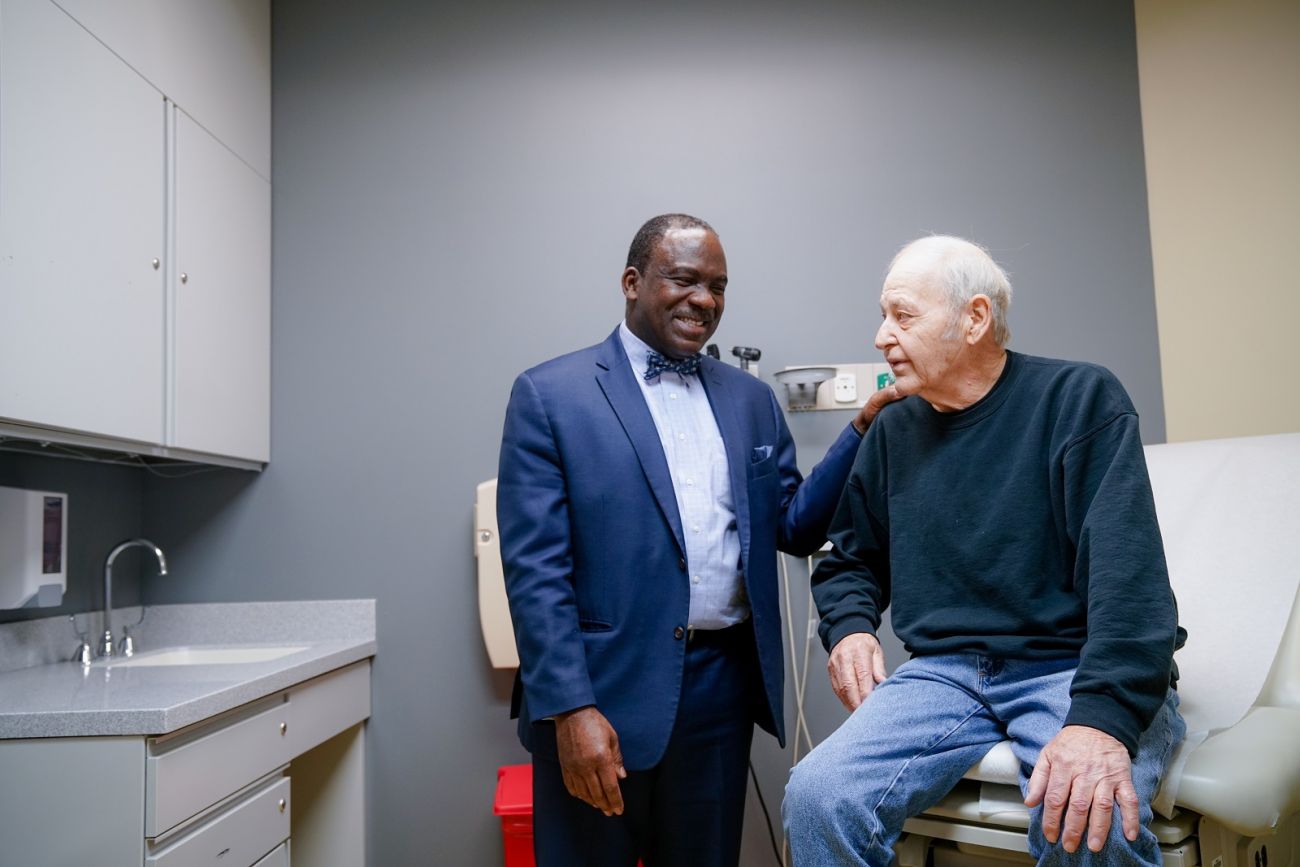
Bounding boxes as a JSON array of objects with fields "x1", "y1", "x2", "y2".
[
  {"x1": 0, "y1": 0, "x2": 165, "y2": 444},
  {"x1": 51, "y1": 0, "x2": 271, "y2": 178},
  {"x1": 172, "y1": 109, "x2": 270, "y2": 461}
]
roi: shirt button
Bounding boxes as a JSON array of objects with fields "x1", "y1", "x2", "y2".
[
  {"x1": 691, "y1": 575, "x2": 701, "y2": 585},
  {"x1": 685, "y1": 478, "x2": 694, "y2": 487},
  {"x1": 678, "y1": 433, "x2": 686, "y2": 441},
  {"x1": 692, "y1": 525, "x2": 700, "y2": 534},
  {"x1": 669, "y1": 393, "x2": 678, "y2": 400},
  {"x1": 673, "y1": 626, "x2": 685, "y2": 640}
]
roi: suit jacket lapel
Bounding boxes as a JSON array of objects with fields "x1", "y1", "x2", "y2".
[
  {"x1": 701, "y1": 360, "x2": 752, "y2": 561},
  {"x1": 595, "y1": 330, "x2": 686, "y2": 556}
]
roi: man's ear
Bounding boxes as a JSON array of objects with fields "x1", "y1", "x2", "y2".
[
  {"x1": 966, "y1": 294, "x2": 993, "y2": 344},
  {"x1": 621, "y1": 267, "x2": 640, "y2": 302}
]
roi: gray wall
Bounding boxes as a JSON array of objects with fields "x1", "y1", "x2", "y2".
[{"x1": 4, "y1": 0, "x2": 1160, "y2": 863}]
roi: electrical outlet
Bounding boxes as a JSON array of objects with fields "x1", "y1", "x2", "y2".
[{"x1": 833, "y1": 373, "x2": 857, "y2": 403}]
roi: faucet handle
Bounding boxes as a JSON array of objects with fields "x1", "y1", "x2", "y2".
[
  {"x1": 71, "y1": 641, "x2": 94, "y2": 666},
  {"x1": 68, "y1": 615, "x2": 94, "y2": 665},
  {"x1": 117, "y1": 627, "x2": 136, "y2": 658}
]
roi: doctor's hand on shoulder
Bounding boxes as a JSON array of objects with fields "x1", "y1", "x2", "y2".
[
  {"x1": 554, "y1": 706, "x2": 628, "y2": 816},
  {"x1": 852, "y1": 385, "x2": 902, "y2": 435},
  {"x1": 827, "y1": 632, "x2": 888, "y2": 711}
]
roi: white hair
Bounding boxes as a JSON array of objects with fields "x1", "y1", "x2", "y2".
[{"x1": 889, "y1": 235, "x2": 1013, "y2": 346}]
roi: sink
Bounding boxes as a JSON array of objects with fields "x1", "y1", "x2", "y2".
[{"x1": 104, "y1": 645, "x2": 309, "y2": 668}]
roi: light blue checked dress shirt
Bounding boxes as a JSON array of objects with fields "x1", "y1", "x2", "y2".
[{"x1": 619, "y1": 322, "x2": 747, "y2": 629}]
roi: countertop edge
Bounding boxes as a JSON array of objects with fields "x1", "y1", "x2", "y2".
[{"x1": 0, "y1": 639, "x2": 376, "y2": 739}]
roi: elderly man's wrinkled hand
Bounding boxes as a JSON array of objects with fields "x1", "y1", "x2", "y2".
[
  {"x1": 827, "y1": 632, "x2": 887, "y2": 711},
  {"x1": 852, "y1": 385, "x2": 901, "y2": 435},
  {"x1": 1025, "y1": 725, "x2": 1139, "y2": 854},
  {"x1": 554, "y1": 706, "x2": 628, "y2": 816}
]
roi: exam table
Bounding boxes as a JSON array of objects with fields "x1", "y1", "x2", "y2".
[{"x1": 894, "y1": 432, "x2": 1300, "y2": 867}]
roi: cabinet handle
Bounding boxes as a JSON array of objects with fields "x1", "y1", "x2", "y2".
[
  {"x1": 180, "y1": 272, "x2": 188, "y2": 284},
  {"x1": 279, "y1": 798, "x2": 287, "y2": 813},
  {"x1": 152, "y1": 258, "x2": 160, "y2": 270},
  {"x1": 279, "y1": 721, "x2": 287, "y2": 736}
]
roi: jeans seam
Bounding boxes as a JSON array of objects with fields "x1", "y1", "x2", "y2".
[{"x1": 865, "y1": 701, "x2": 985, "y2": 853}]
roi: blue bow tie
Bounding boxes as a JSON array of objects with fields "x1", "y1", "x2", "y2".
[{"x1": 644, "y1": 351, "x2": 702, "y2": 384}]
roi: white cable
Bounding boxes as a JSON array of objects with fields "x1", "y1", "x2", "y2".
[
  {"x1": 798, "y1": 556, "x2": 818, "y2": 755},
  {"x1": 780, "y1": 552, "x2": 804, "y2": 758},
  {"x1": 778, "y1": 552, "x2": 805, "y2": 867},
  {"x1": 782, "y1": 554, "x2": 817, "y2": 764},
  {"x1": 780, "y1": 550, "x2": 833, "y2": 867}
]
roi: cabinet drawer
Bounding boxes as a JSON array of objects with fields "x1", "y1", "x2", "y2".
[
  {"x1": 147, "y1": 775, "x2": 289, "y2": 867},
  {"x1": 288, "y1": 660, "x2": 370, "y2": 755},
  {"x1": 147, "y1": 697, "x2": 292, "y2": 836},
  {"x1": 251, "y1": 841, "x2": 289, "y2": 867}
]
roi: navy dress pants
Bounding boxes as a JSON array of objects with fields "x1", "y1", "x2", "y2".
[{"x1": 532, "y1": 622, "x2": 759, "y2": 867}]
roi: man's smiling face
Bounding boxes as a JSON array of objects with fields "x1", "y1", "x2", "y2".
[{"x1": 623, "y1": 226, "x2": 727, "y2": 359}]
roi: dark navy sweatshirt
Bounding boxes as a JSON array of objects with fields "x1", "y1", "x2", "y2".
[{"x1": 812, "y1": 351, "x2": 1182, "y2": 754}]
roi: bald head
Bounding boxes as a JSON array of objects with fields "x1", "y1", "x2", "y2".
[{"x1": 888, "y1": 236, "x2": 1013, "y2": 346}]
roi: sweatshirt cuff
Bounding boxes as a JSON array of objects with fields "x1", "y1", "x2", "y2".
[
  {"x1": 825, "y1": 616, "x2": 878, "y2": 653},
  {"x1": 1065, "y1": 693, "x2": 1142, "y2": 757}
]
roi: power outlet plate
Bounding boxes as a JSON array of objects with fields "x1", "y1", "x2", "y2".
[{"x1": 833, "y1": 373, "x2": 857, "y2": 403}]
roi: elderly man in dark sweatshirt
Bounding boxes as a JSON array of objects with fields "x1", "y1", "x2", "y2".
[{"x1": 783, "y1": 236, "x2": 1186, "y2": 867}]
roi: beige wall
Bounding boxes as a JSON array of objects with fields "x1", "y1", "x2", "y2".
[{"x1": 1135, "y1": 0, "x2": 1300, "y2": 442}]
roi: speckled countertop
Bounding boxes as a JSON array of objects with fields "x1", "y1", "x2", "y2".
[{"x1": 0, "y1": 600, "x2": 375, "y2": 738}]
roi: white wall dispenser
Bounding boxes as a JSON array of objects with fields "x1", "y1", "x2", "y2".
[{"x1": 0, "y1": 485, "x2": 68, "y2": 609}]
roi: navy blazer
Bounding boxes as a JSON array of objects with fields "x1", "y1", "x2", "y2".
[{"x1": 497, "y1": 328, "x2": 861, "y2": 770}]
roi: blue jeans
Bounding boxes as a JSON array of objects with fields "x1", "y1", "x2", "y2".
[{"x1": 783, "y1": 654, "x2": 1185, "y2": 867}]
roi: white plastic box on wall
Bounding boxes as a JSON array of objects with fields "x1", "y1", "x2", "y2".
[
  {"x1": 0, "y1": 485, "x2": 67, "y2": 610},
  {"x1": 776, "y1": 363, "x2": 895, "y2": 412}
]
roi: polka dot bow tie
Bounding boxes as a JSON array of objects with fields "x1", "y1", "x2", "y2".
[{"x1": 643, "y1": 351, "x2": 703, "y2": 384}]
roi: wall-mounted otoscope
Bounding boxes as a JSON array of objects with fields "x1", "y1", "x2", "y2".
[{"x1": 731, "y1": 346, "x2": 761, "y2": 375}]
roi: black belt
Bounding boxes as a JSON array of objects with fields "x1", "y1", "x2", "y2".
[{"x1": 686, "y1": 619, "x2": 751, "y2": 645}]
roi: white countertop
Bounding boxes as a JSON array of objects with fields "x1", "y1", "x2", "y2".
[{"x1": 0, "y1": 600, "x2": 375, "y2": 738}]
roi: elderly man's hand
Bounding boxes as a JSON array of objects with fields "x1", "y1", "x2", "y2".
[
  {"x1": 826, "y1": 632, "x2": 887, "y2": 711},
  {"x1": 554, "y1": 706, "x2": 628, "y2": 816},
  {"x1": 1025, "y1": 725, "x2": 1139, "y2": 853},
  {"x1": 852, "y1": 385, "x2": 902, "y2": 435}
]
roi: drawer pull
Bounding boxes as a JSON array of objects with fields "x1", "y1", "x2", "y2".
[
  {"x1": 279, "y1": 722, "x2": 287, "y2": 736},
  {"x1": 278, "y1": 798, "x2": 286, "y2": 814}
]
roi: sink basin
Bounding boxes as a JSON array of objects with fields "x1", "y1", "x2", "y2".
[{"x1": 105, "y1": 645, "x2": 309, "y2": 668}]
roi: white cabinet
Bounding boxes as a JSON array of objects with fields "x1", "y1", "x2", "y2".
[
  {"x1": 0, "y1": 0, "x2": 271, "y2": 467},
  {"x1": 48, "y1": 0, "x2": 271, "y2": 178},
  {"x1": 0, "y1": 0, "x2": 166, "y2": 445},
  {"x1": 173, "y1": 109, "x2": 270, "y2": 461},
  {"x1": 0, "y1": 660, "x2": 370, "y2": 867},
  {"x1": 252, "y1": 844, "x2": 290, "y2": 867},
  {"x1": 146, "y1": 773, "x2": 291, "y2": 867}
]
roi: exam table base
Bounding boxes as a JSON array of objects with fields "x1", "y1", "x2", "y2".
[{"x1": 897, "y1": 783, "x2": 1297, "y2": 867}]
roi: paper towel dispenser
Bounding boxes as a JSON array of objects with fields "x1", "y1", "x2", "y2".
[
  {"x1": 475, "y1": 478, "x2": 518, "y2": 668},
  {"x1": 0, "y1": 486, "x2": 68, "y2": 609}
]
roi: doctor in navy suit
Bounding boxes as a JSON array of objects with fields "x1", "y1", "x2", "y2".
[{"x1": 497, "y1": 214, "x2": 896, "y2": 866}]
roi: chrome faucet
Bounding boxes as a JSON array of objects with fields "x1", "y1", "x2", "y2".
[{"x1": 98, "y1": 538, "x2": 168, "y2": 659}]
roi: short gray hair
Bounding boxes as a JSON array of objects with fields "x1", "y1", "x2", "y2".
[{"x1": 889, "y1": 236, "x2": 1013, "y2": 346}]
